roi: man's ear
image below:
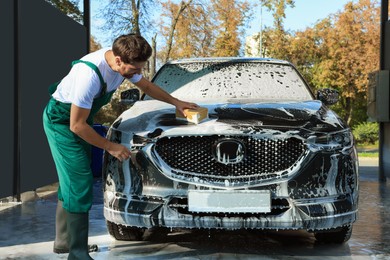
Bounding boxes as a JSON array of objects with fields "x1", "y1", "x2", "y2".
[{"x1": 115, "y1": 56, "x2": 122, "y2": 66}]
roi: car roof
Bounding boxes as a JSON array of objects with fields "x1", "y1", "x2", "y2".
[{"x1": 165, "y1": 57, "x2": 292, "y2": 65}]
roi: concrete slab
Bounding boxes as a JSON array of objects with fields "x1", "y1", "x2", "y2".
[{"x1": 1, "y1": 158, "x2": 389, "y2": 260}]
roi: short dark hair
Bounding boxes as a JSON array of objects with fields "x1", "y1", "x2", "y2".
[{"x1": 112, "y1": 34, "x2": 152, "y2": 63}]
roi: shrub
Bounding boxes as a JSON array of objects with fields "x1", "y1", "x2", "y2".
[{"x1": 352, "y1": 122, "x2": 379, "y2": 145}]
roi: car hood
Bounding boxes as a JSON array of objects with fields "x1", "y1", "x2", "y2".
[{"x1": 114, "y1": 100, "x2": 346, "y2": 135}]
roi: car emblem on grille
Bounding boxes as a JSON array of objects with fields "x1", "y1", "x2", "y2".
[{"x1": 213, "y1": 138, "x2": 245, "y2": 164}]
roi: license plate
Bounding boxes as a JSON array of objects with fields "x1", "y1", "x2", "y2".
[{"x1": 188, "y1": 190, "x2": 271, "y2": 213}]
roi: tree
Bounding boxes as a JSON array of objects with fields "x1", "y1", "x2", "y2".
[
  {"x1": 258, "y1": 0, "x2": 295, "y2": 59},
  {"x1": 309, "y1": 0, "x2": 380, "y2": 125},
  {"x1": 261, "y1": 0, "x2": 380, "y2": 126},
  {"x1": 261, "y1": 0, "x2": 294, "y2": 30},
  {"x1": 170, "y1": 1, "x2": 214, "y2": 58},
  {"x1": 158, "y1": 0, "x2": 253, "y2": 61},
  {"x1": 99, "y1": 0, "x2": 155, "y2": 39},
  {"x1": 211, "y1": 0, "x2": 251, "y2": 57},
  {"x1": 159, "y1": 0, "x2": 194, "y2": 62},
  {"x1": 90, "y1": 35, "x2": 102, "y2": 52},
  {"x1": 286, "y1": 18, "x2": 333, "y2": 86},
  {"x1": 46, "y1": 0, "x2": 83, "y2": 23}
]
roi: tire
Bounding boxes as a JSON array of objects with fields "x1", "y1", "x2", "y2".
[
  {"x1": 314, "y1": 225, "x2": 353, "y2": 244},
  {"x1": 106, "y1": 221, "x2": 145, "y2": 241},
  {"x1": 143, "y1": 227, "x2": 170, "y2": 241}
]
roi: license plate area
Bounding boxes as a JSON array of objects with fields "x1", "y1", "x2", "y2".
[{"x1": 188, "y1": 190, "x2": 271, "y2": 213}]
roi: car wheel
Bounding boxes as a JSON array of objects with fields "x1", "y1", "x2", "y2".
[
  {"x1": 143, "y1": 227, "x2": 170, "y2": 241},
  {"x1": 106, "y1": 221, "x2": 145, "y2": 241},
  {"x1": 314, "y1": 225, "x2": 353, "y2": 244}
]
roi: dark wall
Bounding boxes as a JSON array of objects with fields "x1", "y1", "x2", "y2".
[
  {"x1": 19, "y1": 0, "x2": 87, "y2": 193},
  {"x1": 384, "y1": 20, "x2": 390, "y2": 177},
  {"x1": 386, "y1": 20, "x2": 390, "y2": 70},
  {"x1": 0, "y1": 0, "x2": 87, "y2": 198},
  {"x1": 0, "y1": 0, "x2": 15, "y2": 199}
]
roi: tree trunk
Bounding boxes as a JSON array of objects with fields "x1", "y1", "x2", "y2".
[
  {"x1": 151, "y1": 34, "x2": 157, "y2": 77},
  {"x1": 131, "y1": 0, "x2": 140, "y2": 35},
  {"x1": 344, "y1": 97, "x2": 353, "y2": 125},
  {"x1": 164, "y1": 0, "x2": 193, "y2": 63}
]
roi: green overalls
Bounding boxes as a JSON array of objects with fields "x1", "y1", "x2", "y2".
[{"x1": 43, "y1": 60, "x2": 115, "y2": 213}]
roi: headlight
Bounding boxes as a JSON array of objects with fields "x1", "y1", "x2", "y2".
[{"x1": 307, "y1": 129, "x2": 354, "y2": 152}]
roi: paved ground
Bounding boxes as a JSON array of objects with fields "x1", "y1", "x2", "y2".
[{"x1": 1, "y1": 157, "x2": 389, "y2": 260}]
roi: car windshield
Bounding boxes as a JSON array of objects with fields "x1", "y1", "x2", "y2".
[{"x1": 150, "y1": 61, "x2": 313, "y2": 102}]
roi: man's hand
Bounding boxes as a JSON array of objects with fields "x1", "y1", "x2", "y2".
[
  {"x1": 134, "y1": 78, "x2": 199, "y2": 117},
  {"x1": 70, "y1": 104, "x2": 131, "y2": 162},
  {"x1": 105, "y1": 142, "x2": 131, "y2": 162},
  {"x1": 175, "y1": 100, "x2": 200, "y2": 117}
]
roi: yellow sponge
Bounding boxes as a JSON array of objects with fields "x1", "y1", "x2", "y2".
[{"x1": 176, "y1": 107, "x2": 209, "y2": 124}]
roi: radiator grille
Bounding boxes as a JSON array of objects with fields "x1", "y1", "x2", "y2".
[{"x1": 154, "y1": 135, "x2": 306, "y2": 183}]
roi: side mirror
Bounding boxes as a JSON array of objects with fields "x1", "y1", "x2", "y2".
[
  {"x1": 120, "y1": 88, "x2": 140, "y2": 105},
  {"x1": 317, "y1": 88, "x2": 339, "y2": 105}
]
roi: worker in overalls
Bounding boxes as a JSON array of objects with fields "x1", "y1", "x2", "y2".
[{"x1": 43, "y1": 33, "x2": 198, "y2": 259}]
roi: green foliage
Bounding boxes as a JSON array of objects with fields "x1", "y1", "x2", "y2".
[
  {"x1": 352, "y1": 122, "x2": 379, "y2": 145},
  {"x1": 93, "y1": 96, "x2": 128, "y2": 126},
  {"x1": 358, "y1": 151, "x2": 378, "y2": 158},
  {"x1": 275, "y1": 0, "x2": 380, "y2": 127},
  {"x1": 45, "y1": 0, "x2": 83, "y2": 23},
  {"x1": 93, "y1": 81, "x2": 137, "y2": 126}
]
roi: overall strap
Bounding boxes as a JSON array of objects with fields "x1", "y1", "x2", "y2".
[{"x1": 72, "y1": 60, "x2": 107, "y2": 96}]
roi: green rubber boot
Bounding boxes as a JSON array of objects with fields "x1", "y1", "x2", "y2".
[
  {"x1": 53, "y1": 200, "x2": 69, "y2": 253},
  {"x1": 67, "y1": 212, "x2": 93, "y2": 260},
  {"x1": 53, "y1": 202, "x2": 98, "y2": 255}
]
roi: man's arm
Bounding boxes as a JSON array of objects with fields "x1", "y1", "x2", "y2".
[
  {"x1": 70, "y1": 104, "x2": 130, "y2": 162},
  {"x1": 134, "y1": 77, "x2": 199, "y2": 116}
]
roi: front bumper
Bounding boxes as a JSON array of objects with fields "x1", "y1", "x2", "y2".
[
  {"x1": 103, "y1": 145, "x2": 358, "y2": 231},
  {"x1": 104, "y1": 194, "x2": 357, "y2": 231}
]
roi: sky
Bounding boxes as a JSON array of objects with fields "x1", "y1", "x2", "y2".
[
  {"x1": 246, "y1": 0, "x2": 355, "y2": 35},
  {"x1": 89, "y1": 0, "x2": 356, "y2": 48}
]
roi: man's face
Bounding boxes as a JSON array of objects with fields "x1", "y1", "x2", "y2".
[{"x1": 116, "y1": 57, "x2": 146, "y2": 79}]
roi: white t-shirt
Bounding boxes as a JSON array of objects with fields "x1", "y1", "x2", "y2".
[{"x1": 52, "y1": 47, "x2": 142, "y2": 109}]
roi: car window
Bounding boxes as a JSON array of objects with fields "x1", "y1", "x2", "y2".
[{"x1": 150, "y1": 61, "x2": 313, "y2": 102}]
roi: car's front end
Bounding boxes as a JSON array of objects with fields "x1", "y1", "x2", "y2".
[{"x1": 103, "y1": 58, "x2": 359, "y2": 243}]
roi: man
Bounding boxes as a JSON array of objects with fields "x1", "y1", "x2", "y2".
[{"x1": 43, "y1": 33, "x2": 198, "y2": 259}]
